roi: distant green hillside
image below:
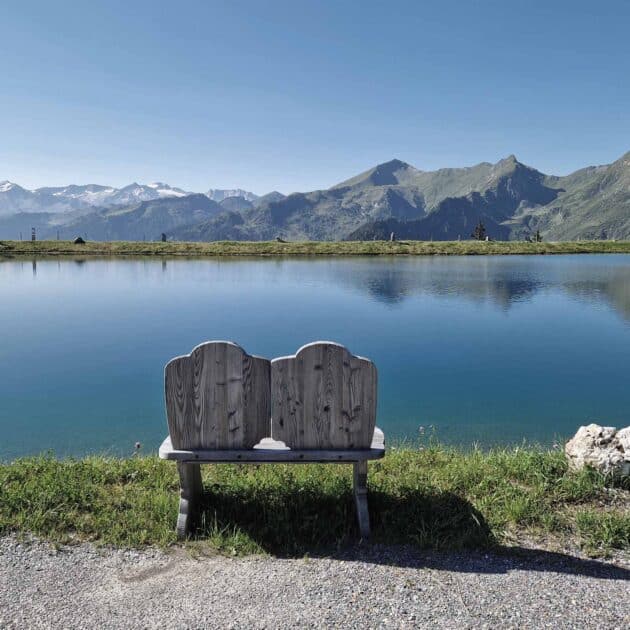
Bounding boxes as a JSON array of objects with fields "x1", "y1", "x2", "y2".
[{"x1": 514, "y1": 152, "x2": 630, "y2": 240}]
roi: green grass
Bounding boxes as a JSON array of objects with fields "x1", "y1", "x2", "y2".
[
  {"x1": 2, "y1": 239, "x2": 630, "y2": 258},
  {"x1": 1, "y1": 446, "x2": 628, "y2": 556}
]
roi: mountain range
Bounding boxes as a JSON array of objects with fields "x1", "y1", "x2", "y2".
[{"x1": 1, "y1": 151, "x2": 629, "y2": 241}]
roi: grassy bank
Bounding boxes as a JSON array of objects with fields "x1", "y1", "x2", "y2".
[
  {"x1": 1, "y1": 447, "x2": 628, "y2": 557},
  {"x1": 2, "y1": 239, "x2": 630, "y2": 258}
]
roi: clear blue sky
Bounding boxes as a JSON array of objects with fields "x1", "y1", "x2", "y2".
[{"x1": 2, "y1": 0, "x2": 629, "y2": 194}]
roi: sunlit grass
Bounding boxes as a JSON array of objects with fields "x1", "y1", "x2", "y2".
[{"x1": 1, "y1": 446, "x2": 627, "y2": 556}]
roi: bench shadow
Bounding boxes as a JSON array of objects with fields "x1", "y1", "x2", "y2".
[
  {"x1": 193, "y1": 487, "x2": 630, "y2": 580},
  {"x1": 324, "y1": 543, "x2": 630, "y2": 581}
]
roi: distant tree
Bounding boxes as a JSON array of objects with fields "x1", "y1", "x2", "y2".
[
  {"x1": 471, "y1": 220, "x2": 486, "y2": 241},
  {"x1": 534, "y1": 229, "x2": 543, "y2": 242}
]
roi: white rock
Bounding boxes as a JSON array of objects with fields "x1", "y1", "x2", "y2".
[
  {"x1": 565, "y1": 423, "x2": 630, "y2": 476},
  {"x1": 616, "y1": 426, "x2": 630, "y2": 451}
]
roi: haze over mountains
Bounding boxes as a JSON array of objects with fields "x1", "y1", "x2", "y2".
[{"x1": 1, "y1": 151, "x2": 629, "y2": 241}]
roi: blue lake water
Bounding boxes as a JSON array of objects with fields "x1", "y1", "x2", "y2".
[{"x1": 1, "y1": 254, "x2": 629, "y2": 459}]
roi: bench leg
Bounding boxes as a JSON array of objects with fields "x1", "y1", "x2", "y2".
[
  {"x1": 176, "y1": 462, "x2": 203, "y2": 539},
  {"x1": 353, "y1": 460, "x2": 370, "y2": 540}
]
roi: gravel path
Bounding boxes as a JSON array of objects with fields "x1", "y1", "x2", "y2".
[{"x1": 1, "y1": 536, "x2": 628, "y2": 629}]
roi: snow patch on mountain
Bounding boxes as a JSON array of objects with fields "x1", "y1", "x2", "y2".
[
  {"x1": 0, "y1": 181, "x2": 19, "y2": 193},
  {"x1": 147, "y1": 182, "x2": 189, "y2": 197},
  {"x1": 206, "y1": 189, "x2": 259, "y2": 203}
]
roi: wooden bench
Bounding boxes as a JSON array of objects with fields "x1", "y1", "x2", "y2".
[{"x1": 159, "y1": 341, "x2": 385, "y2": 539}]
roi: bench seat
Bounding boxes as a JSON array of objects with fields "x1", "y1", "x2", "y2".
[{"x1": 159, "y1": 428, "x2": 385, "y2": 463}]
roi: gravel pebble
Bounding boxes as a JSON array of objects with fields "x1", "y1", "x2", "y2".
[{"x1": 0, "y1": 535, "x2": 628, "y2": 629}]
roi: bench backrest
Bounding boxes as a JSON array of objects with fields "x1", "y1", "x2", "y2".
[
  {"x1": 271, "y1": 342, "x2": 377, "y2": 449},
  {"x1": 165, "y1": 341, "x2": 270, "y2": 449}
]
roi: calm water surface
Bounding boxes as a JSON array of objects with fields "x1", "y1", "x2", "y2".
[{"x1": 1, "y1": 254, "x2": 629, "y2": 459}]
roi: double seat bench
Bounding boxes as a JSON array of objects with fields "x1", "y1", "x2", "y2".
[{"x1": 159, "y1": 341, "x2": 385, "y2": 539}]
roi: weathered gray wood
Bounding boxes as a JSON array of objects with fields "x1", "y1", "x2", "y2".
[
  {"x1": 165, "y1": 341, "x2": 270, "y2": 450},
  {"x1": 353, "y1": 460, "x2": 370, "y2": 539},
  {"x1": 163, "y1": 340, "x2": 384, "y2": 540},
  {"x1": 176, "y1": 462, "x2": 203, "y2": 539},
  {"x1": 159, "y1": 436, "x2": 385, "y2": 463},
  {"x1": 271, "y1": 342, "x2": 377, "y2": 449}
]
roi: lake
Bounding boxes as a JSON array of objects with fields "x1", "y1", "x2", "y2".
[{"x1": 1, "y1": 254, "x2": 629, "y2": 459}]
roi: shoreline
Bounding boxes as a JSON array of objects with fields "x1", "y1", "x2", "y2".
[{"x1": 2, "y1": 239, "x2": 630, "y2": 258}]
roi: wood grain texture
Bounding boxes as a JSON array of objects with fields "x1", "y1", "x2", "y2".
[
  {"x1": 176, "y1": 462, "x2": 202, "y2": 539},
  {"x1": 159, "y1": 436, "x2": 385, "y2": 464},
  {"x1": 165, "y1": 341, "x2": 270, "y2": 450},
  {"x1": 159, "y1": 436, "x2": 384, "y2": 462},
  {"x1": 271, "y1": 342, "x2": 377, "y2": 449},
  {"x1": 353, "y1": 460, "x2": 370, "y2": 539}
]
